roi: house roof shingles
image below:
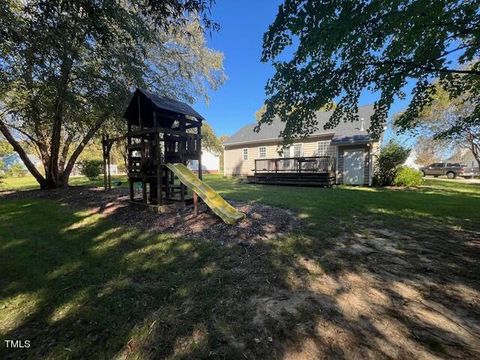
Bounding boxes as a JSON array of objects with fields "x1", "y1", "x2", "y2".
[{"x1": 223, "y1": 105, "x2": 375, "y2": 146}]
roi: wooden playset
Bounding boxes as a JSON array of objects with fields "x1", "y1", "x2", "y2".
[{"x1": 102, "y1": 89, "x2": 244, "y2": 224}]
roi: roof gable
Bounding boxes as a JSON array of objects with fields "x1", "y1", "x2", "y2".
[{"x1": 223, "y1": 105, "x2": 375, "y2": 146}]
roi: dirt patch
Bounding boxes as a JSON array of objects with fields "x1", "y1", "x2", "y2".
[
  {"x1": 0, "y1": 186, "x2": 300, "y2": 244},
  {"x1": 248, "y1": 221, "x2": 480, "y2": 359}
]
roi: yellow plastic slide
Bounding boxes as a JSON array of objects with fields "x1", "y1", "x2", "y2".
[{"x1": 166, "y1": 163, "x2": 245, "y2": 225}]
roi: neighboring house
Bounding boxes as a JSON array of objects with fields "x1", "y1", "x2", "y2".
[
  {"x1": 1, "y1": 153, "x2": 42, "y2": 171},
  {"x1": 404, "y1": 149, "x2": 422, "y2": 169},
  {"x1": 223, "y1": 105, "x2": 380, "y2": 185},
  {"x1": 187, "y1": 148, "x2": 220, "y2": 173},
  {"x1": 448, "y1": 148, "x2": 479, "y2": 169},
  {"x1": 107, "y1": 164, "x2": 119, "y2": 175}
]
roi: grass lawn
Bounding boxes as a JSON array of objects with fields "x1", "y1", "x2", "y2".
[
  {"x1": 207, "y1": 176, "x2": 480, "y2": 234},
  {"x1": 0, "y1": 175, "x2": 127, "y2": 191},
  {"x1": 1, "y1": 176, "x2": 479, "y2": 358}
]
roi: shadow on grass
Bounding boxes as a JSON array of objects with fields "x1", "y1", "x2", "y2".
[{"x1": 0, "y1": 179, "x2": 479, "y2": 358}]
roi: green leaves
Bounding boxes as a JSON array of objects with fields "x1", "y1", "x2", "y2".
[
  {"x1": 261, "y1": 0, "x2": 480, "y2": 143},
  {"x1": 401, "y1": 79, "x2": 480, "y2": 167},
  {"x1": 0, "y1": 1, "x2": 223, "y2": 187},
  {"x1": 374, "y1": 140, "x2": 410, "y2": 186},
  {"x1": 201, "y1": 123, "x2": 223, "y2": 155}
]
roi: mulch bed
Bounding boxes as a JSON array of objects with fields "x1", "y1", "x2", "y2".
[{"x1": 0, "y1": 186, "x2": 301, "y2": 244}]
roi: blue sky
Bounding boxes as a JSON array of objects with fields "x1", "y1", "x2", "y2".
[
  {"x1": 194, "y1": 1, "x2": 281, "y2": 137},
  {"x1": 194, "y1": 1, "x2": 415, "y2": 144}
]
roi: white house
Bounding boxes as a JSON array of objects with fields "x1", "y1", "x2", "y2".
[
  {"x1": 404, "y1": 149, "x2": 421, "y2": 169},
  {"x1": 187, "y1": 148, "x2": 220, "y2": 173},
  {"x1": 448, "y1": 148, "x2": 479, "y2": 168},
  {"x1": 1, "y1": 153, "x2": 42, "y2": 171}
]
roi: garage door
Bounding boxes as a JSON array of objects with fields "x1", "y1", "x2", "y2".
[{"x1": 343, "y1": 149, "x2": 364, "y2": 185}]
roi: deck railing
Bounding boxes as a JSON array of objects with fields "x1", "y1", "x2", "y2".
[{"x1": 254, "y1": 156, "x2": 335, "y2": 174}]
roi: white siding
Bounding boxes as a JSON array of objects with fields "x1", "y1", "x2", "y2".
[
  {"x1": 187, "y1": 149, "x2": 220, "y2": 173},
  {"x1": 223, "y1": 136, "x2": 337, "y2": 176}
]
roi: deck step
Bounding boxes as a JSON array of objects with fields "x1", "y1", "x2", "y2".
[{"x1": 247, "y1": 173, "x2": 335, "y2": 187}]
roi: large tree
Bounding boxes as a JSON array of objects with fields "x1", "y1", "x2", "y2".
[
  {"x1": 0, "y1": 0, "x2": 222, "y2": 189},
  {"x1": 408, "y1": 83, "x2": 480, "y2": 166},
  {"x1": 413, "y1": 136, "x2": 446, "y2": 166},
  {"x1": 260, "y1": 0, "x2": 480, "y2": 143},
  {"x1": 201, "y1": 123, "x2": 222, "y2": 155}
]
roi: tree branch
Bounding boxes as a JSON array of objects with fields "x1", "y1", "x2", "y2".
[
  {"x1": 4, "y1": 123, "x2": 48, "y2": 152},
  {"x1": 0, "y1": 119, "x2": 46, "y2": 187},
  {"x1": 367, "y1": 60, "x2": 480, "y2": 75},
  {"x1": 59, "y1": 134, "x2": 73, "y2": 173},
  {"x1": 62, "y1": 113, "x2": 110, "y2": 182}
]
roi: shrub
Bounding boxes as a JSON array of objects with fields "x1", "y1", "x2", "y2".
[
  {"x1": 6, "y1": 163, "x2": 28, "y2": 177},
  {"x1": 80, "y1": 159, "x2": 103, "y2": 180},
  {"x1": 373, "y1": 140, "x2": 410, "y2": 186},
  {"x1": 394, "y1": 166, "x2": 423, "y2": 187}
]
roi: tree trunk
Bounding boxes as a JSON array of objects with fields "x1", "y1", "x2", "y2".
[
  {"x1": 48, "y1": 51, "x2": 74, "y2": 188},
  {"x1": 471, "y1": 143, "x2": 480, "y2": 168},
  {"x1": 46, "y1": 107, "x2": 64, "y2": 187},
  {"x1": 44, "y1": 169, "x2": 64, "y2": 189},
  {"x1": 61, "y1": 113, "x2": 110, "y2": 186},
  {"x1": 467, "y1": 132, "x2": 480, "y2": 169},
  {"x1": 119, "y1": 140, "x2": 128, "y2": 172},
  {"x1": 1, "y1": 109, "x2": 109, "y2": 189},
  {"x1": 59, "y1": 135, "x2": 73, "y2": 173}
]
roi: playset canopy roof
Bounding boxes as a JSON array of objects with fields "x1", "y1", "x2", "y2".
[{"x1": 124, "y1": 88, "x2": 205, "y2": 128}]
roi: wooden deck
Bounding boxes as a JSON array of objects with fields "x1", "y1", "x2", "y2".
[{"x1": 247, "y1": 156, "x2": 336, "y2": 186}]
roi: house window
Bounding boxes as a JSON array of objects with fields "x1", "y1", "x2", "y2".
[
  {"x1": 243, "y1": 148, "x2": 248, "y2": 160},
  {"x1": 283, "y1": 147, "x2": 290, "y2": 158},
  {"x1": 293, "y1": 144, "x2": 302, "y2": 157},
  {"x1": 317, "y1": 140, "x2": 331, "y2": 156},
  {"x1": 259, "y1": 146, "x2": 267, "y2": 158}
]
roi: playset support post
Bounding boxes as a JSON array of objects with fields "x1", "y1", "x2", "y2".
[{"x1": 101, "y1": 88, "x2": 204, "y2": 214}]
